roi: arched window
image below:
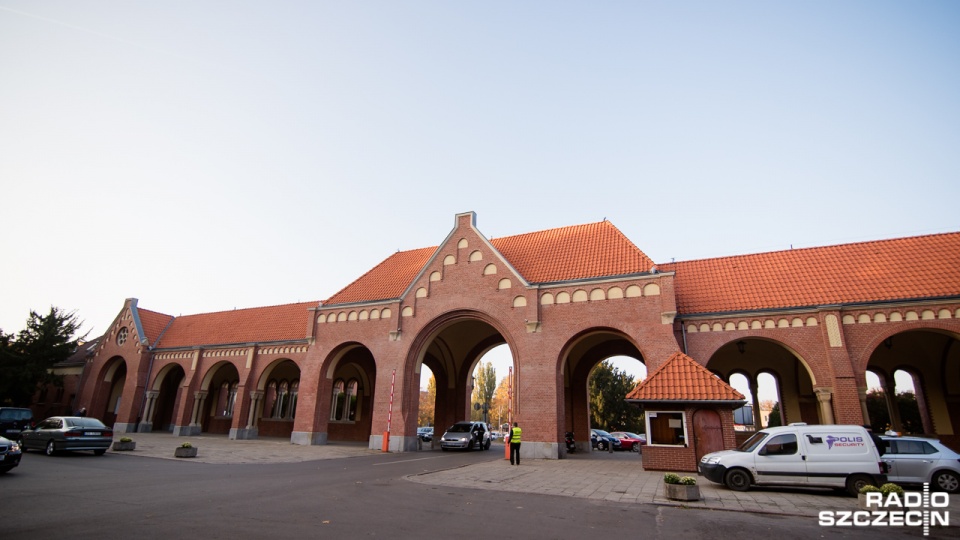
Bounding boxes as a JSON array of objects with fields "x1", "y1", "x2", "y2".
[
  {"x1": 330, "y1": 379, "x2": 346, "y2": 421},
  {"x1": 346, "y1": 379, "x2": 359, "y2": 421},
  {"x1": 289, "y1": 380, "x2": 299, "y2": 420},
  {"x1": 226, "y1": 382, "x2": 238, "y2": 417},
  {"x1": 217, "y1": 381, "x2": 230, "y2": 416},
  {"x1": 264, "y1": 380, "x2": 278, "y2": 418},
  {"x1": 277, "y1": 380, "x2": 290, "y2": 419}
]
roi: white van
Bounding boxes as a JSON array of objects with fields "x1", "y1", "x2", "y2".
[{"x1": 698, "y1": 423, "x2": 886, "y2": 495}]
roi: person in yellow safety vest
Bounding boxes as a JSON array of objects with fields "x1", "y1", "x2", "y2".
[{"x1": 508, "y1": 422, "x2": 522, "y2": 465}]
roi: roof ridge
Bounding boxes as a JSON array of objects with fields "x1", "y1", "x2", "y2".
[
  {"x1": 489, "y1": 219, "x2": 610, "y2": 241},
  {"x1": 660, "y1": 230, "x2": 960, "y2": 266},
  {"x1": 173, "y1": 300, "x2": 320, "y2": 319}
]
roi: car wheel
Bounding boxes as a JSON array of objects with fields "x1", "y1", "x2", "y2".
[
  {"x1": 845, "y1": 474, "x2": 875, "y2": 496},
  {"x1": 597, "y1": 441, "x2": 606, "y2": 451},
  {"x1": 441, "y1": 447, "x2": 448, "y2": 452},
  {"x1": 933, "y1": 470, "x2": 960, "y2": 493},
  {"x1": 484, "y1": 440, "x2": 491, "y2": 451},
  {"x1": 631, "y1": 443, "x2": 639, "y2": 452},
  {"x1": 45, "y1": 440, "x2": 56, "y2": 456},
  {"x1": 94, "y1": 449, "x2": 106, "y2": 456},
  {"x1": 724, "y1": 468, "x2": 752, "y2": 492}
]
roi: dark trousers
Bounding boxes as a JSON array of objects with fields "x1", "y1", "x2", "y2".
[{"x1": 510, "y1": 442, "x2": 521, "y2": 465}]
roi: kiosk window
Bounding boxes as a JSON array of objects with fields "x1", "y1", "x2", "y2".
[{"x1": 647, "y1": 412, "x2": 686, "y2": 446}]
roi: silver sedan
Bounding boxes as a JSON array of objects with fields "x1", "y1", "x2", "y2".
[
  {"x1": 21, "y1": 416, "x2": 113, "y2": 456},
  {"x1": 881, "y1": 435, "x2": 960, "y2": 493}
]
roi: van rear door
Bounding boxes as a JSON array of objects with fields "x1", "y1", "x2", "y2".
[{"x1": 753, "y1": 431, "x2": 806, "y2": 486}]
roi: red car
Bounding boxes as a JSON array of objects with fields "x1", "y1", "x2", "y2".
[{"x1": 609, "y1": 431, "x2": 646, "y2": 452}]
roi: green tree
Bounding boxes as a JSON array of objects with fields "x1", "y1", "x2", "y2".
[
  {"x1": 470, "y1": 361, "x2": 497, "y2": 422},
  {"x1": 768, "y1": 402, "x2": 782, "y2": 427},
  {"x1": 0, "y1": 307, "x2": 85, "y2": 406},
  {"x1": 865, "y1": 389, "x2": 924, "y2": 434},
  {"x1": 589, "y1": 360, "x2": 644, "y2": 432}
]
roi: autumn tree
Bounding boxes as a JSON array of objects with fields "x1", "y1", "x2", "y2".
[
  {"x1": 470, "y1": 361, "x2": 497, "y2": 423},
  {"x1": 490, "y1": 375, "x2": 512, "y2": 429},
  {"x1": 418, "y1": 374, "x2": 436, "y2": 427}
]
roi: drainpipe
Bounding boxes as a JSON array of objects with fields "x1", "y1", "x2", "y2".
[{"x1": 680, "y1": 319, "x2": 688, "y2": 354}]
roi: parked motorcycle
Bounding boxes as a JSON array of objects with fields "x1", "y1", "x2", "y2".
[{"x1": 565, "y1": 431, "x2": 576, "y2": 453}]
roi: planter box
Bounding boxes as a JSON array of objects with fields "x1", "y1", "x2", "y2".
[
  {"x1": 858, "y1": 493, "x2": 883, "y2": 510},
  {"x1": 174, "y1": 446, "x2": 198, "y2": 458},
  {"x1": 112, "y1": 441, "x2": 136, "y2": 451},
  {"x1": 664, "y1": 483, "x2": 700, "y2": 501}
]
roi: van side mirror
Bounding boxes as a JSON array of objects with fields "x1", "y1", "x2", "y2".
[{"x1": 758, "y1": 447, "x2": 767, "y2": 456}]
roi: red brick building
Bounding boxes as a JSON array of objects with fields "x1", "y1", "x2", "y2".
[{"x1": 73, "y1": 212, "x2": 960, "y2": 459}]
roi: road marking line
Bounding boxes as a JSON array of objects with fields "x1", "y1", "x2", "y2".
[{"x1": 373, "y1": 456, "x2": 454, "y2": 466}]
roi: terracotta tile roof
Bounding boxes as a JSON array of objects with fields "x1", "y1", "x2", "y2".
[
  {"x1": 323, "y1": 221, "x2": 655, "y2": 305},
  {"x1": 659, "y1": 232, "x2": 960, "y2": 315},
  {"x1": 491, "y1": 221, "x2": 655, "y2": 283},
  {"x1": 324, "y1": 247, "x2": 436, "y2": 306},
  {"x1": 136, "y1": 308, "x2": 175, "y2": 345},
  {"x1": 626, "y1": 351, "x2": 745, "y2": 402},
  {"x1": 153, "y1": 301, "x2": 318, "y2": 349}
]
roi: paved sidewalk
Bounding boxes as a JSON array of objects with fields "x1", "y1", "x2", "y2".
[
  {"x1": 107, "y1": 432, "x2": 377, "y2": 464},
  {"x1": 108, "y1": 434, "x2": 960, "y2": 522},
  {"x1": 407, "y1": 450, "x2": 867, "y2": 518}
]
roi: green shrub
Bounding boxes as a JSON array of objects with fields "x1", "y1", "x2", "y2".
[
  {"x1": 120, "y1": 437, "x2": 133, "y2": 443},
  {"x1": 679, "y1": 476, "x2": 697, "y2": 485},
  {"x1": 880, "y1": 483, "x2": 904, "y2": 495},
  {"x1": 663, "y1": 473, "x2": 681, "y2": 484},
  {"x1": 859, "y1": 485, "x2": 881, "y2": 494},
  {"x1": 180, "y1": 442, "x2": 193, "y2": 449}
]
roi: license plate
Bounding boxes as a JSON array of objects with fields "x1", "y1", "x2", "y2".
[{"x1": 84, "y1": 432, "x2": 99, "y2": 436}]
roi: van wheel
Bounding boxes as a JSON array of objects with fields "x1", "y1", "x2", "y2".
[
  {"x1": 933, "y1": 470, "x2": 959, "y2": 493},
  {"x1": 846, "y1": 474, "x2": 875, "y2": 496},
  {"x1": 724, "y1": 469, "x2": 752, "y2": 491}
]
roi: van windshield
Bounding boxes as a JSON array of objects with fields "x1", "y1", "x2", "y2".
[{"x1": 737, "y1": 431, "x2": 769, "y2": 452}]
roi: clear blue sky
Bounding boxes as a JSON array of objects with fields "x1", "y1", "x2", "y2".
[{"x1": 2, "y1": 1, "x2": 958, "y2": 375}]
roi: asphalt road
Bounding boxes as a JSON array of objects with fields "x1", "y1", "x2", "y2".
[{"x1": 1, "y1": 450, "x2": 949, "y2": 539}]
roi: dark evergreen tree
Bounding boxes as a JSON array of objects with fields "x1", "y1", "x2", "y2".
[
  {"x1": 589, "y1": 360, "x2": 644, "y2": 433},
  {"x1": 768, "y1": 402, "x2": 782, "y2": 427},
  {"x1": 0, "y1": 307, "x2": 84, "y2": 406}
]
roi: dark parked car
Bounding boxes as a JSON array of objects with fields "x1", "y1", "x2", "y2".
[
  {"x1": 0, "y1": 407, "x2": 34, "y2": 444},
  {"x1": 590, "y1": 429, "x2": 622, "y2": 451},
  {"x1": 21, "y1": 416, "x2": 113, "y2": 456},
  {"x1": 609, "y1": 431, "x2": 646, "y2": 452},
  {"x1": 0, "y1": 435, "x2": 22, "y2": 473},
  {"x1": 417, "y1": 427, "x2": 434, "y2": 442}
]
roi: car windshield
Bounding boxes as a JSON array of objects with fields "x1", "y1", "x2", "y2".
[
  {"x1": 737, "y1": 431, "x2": 769, "y2": 452},
  {"x1": 65, "y1": 418, "x2": 107, "y2": 428},
  {"x1": 447, "y1": 423, "x2": 473, "y2": 433},
  {"x1": 625, "y1": 432, "x2": 643, "y2": 439},
  {"x1": 593, "y1": 430, "x2": 612, "y2": 437}
]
